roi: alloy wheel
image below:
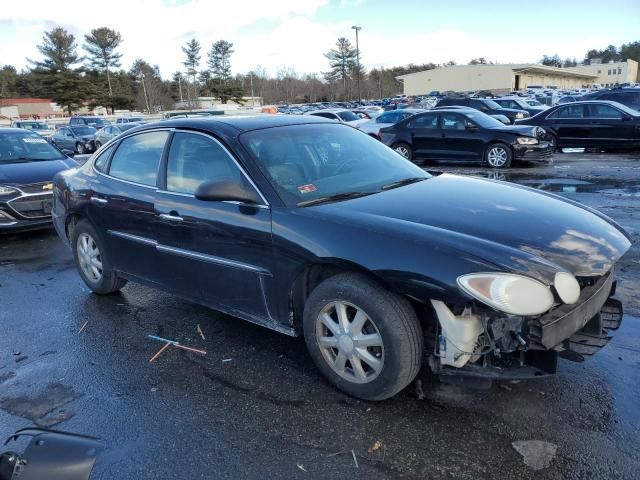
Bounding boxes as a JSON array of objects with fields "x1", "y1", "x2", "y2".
[
  {"x1": 487, "y1": 146, "x2": 508, "y2": 167},
  {"x1": 395, "y1": 146, "x2": 410, "y2": 159},
  {"x1": 77, "y1": 233, "x2": 103, "y2": 283},
  {"x1": 315, "y1": 301, "x2": 384, "y2": 384}
]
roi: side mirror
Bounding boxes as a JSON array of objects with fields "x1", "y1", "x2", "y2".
[
  {"x1": 62, "y1": 149, "x2": 75, "y2": 158},
  {"x1": 194, "y1": 180, "x2": 261, "y2": 204}
]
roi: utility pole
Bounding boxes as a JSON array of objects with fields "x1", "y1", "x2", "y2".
[
  {"x1": 139, "y1": 73, "x2": 150, "y2": 113},
  {"x1": 250, "y1": 72, "x2": 255, "y2": 108},
  {"x1": 352, "y1": 25, "x2": 362, "y2": 104},
  {"x1": 178, "y1": 75, "x2": 183, "y2": 103}
]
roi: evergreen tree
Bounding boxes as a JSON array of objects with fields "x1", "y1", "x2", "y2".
[
  {"x1": 181, "y1": 38, "x2": 201, "y2": 106},
  {"x1": 324, "y1": 37, "x2": 358, "y2": 100},
  {"x1": 206, "y1": 40, "x2": 244, "y2": 104},
  {"x1": 84, "y1": 27, "x2": 123, "y2": 111},
  {"x1": 30, "y1": 27, "x2": 88, "y2": 115}
]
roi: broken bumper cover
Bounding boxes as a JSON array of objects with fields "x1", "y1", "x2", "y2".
[{"x1": 513, "y1": 142, "x2": 554, "y2": 162}]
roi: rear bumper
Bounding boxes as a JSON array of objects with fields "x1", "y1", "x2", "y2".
[{"x1": 513, "y1": 142, "x2": 554, "y2": 162}]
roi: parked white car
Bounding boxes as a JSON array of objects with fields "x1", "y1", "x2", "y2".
[
  {"x1": 307, "y1": 109, "x2": 369, "y2": 128},
  {"x1": 358, "y1": 109, "x2": 426, "y2": 138}
]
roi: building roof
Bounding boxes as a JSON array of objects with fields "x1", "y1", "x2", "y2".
[
  {"x1": 0, "y1": 98, "x2": 53, "y2": 106},
  {"x1": 396, "y1": 63, "x2": 598, "y2": 81}
]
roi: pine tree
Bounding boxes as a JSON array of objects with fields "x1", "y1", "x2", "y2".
[
  {"x1": 30, "y1": 28, "x2": 88, "y2": 115},
  {"x1": 206, "y1": 40, "x2": 244, "y2": 104},
  {"x1": 84, "y1": 27, "x2": 123, "y2": 107},
  {"x1": 324, "y1": 38, "x2": 358, "y2": 100},
  {"x1": 181, "y1": 38, "x2": 201, "y2": 106}
]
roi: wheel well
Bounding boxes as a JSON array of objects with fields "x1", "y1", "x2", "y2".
[
  {"x1": 65, "y1": 213, "x2": 83, "y2": 241},
  {"x1": 486, "y1": 141, "x2": 512, "y2": 155},
  {"x1": 289, "y1": 262, "x2": 424, "y2": 334}
]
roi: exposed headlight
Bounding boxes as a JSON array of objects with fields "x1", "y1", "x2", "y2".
[
  {"x1": 0, "y1": 186, "x2": 17, "y2": 196},
  {"x1": 554, "y1": 272, "x2": 580, "y2": 304},
  {"x1": 457, "y1": 273, "x2": 554, "y2": 316},
  {"x1": 517, "y1": 137, "x2": 539, "y2": 145},
  {"x1": 516, "y1": 113, "x2": 524, "y2": 118}
]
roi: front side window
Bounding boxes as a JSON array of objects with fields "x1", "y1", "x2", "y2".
[
  {"x1": 442, "y1": 113, "x2": 468, "y2": 130},
  {"x1": 94, "y1": 144, "x2": 116, "y2": 172},
  {"x1": 71, "y1": 127, "x2": 96, "y2": 136},
  {"x1": 587, "y1": 104, "x2": 623, "y2": 119},
  {"x1": 240, "y1": 123, "x2": 428, "y2": 206},
  {"x1": 166, "y1": 132, "x2": 243, "y2": 195},
  {"x1": 108, "y1": 131, "x2": 168, "y2": 186}
]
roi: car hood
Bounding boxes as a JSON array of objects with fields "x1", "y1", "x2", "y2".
[
  {"x1": 312, "y1": 174, "x2": 631, "y2": 281},
  {"x1": 0, "y1": 158, "x2": 78, "y2": 185}
]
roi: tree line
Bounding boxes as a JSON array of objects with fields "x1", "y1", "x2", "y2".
[{"x1": 1, "y1": 28, "x2": 639, "y2": 114}]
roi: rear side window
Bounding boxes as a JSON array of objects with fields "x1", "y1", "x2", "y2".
[
  {"x1": 166, "y1": 132, "x2": 242, "y2": 195},
  {"x1": 548, "y1": 105, "x2": 585, "y2": 119},
  {"x1": 612, "y1": 92, "x2": 640, "y2": 109},
  {"x1": 407, "y1": 114, "x2": 438, "y2": 128},
  {"x1": 108, "y1": 131, "x2": 168, "y2": 186},
  {"x1": 377, "y1": 111, "x2": 399, "y2": 123},
  {"x1": 94, "y1": 143, "x2": 116, "y2": 173}
]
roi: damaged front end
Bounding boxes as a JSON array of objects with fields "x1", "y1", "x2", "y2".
[{"x1": 427, "y1": 271, "x2": 623, "y2": 382}]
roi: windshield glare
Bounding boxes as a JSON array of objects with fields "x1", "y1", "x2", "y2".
[
  {"x1": 19, "y1": 122, "x2": 49, "y2": 130},
  {"x1": 526, "y1": 100, "x2": 543, "y2": 106},
  {"x1": 241, "y1": 123, "x2": 429, "y2": 206},
  {"x1": 71, "y1": 126, "x2": 96, "y2": 136},
  {"x1": 0, "y1": 131, "x2": 66, "y2": 163}
]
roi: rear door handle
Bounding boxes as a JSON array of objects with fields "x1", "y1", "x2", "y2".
[
  {"x1": 159, "y1": 213, "x2": 184, "y2": 222},
  {"x1": 90, "y1": 197, "x2": 107, "y2": 204}
]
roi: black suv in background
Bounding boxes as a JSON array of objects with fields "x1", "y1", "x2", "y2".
[
  {"x1": 69, "y1": 116, "x2": 111, "y2": 130},
  {"x1": 581, "y1": 88, "x2": 640, "y2": 112},
  {"x1": 437, "y1": 97, "x2": 530, "y2": 124},
  {"x1": 493, "y1": 97, "x2": 548, "y2": 117}
]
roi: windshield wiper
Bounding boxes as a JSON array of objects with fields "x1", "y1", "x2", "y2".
[
  {"x1": 297, "y1": 191, "x2": 377, "y2": 207},
  {"x1": 381, "y1": 176, "x2": 428, "y2": 191}
]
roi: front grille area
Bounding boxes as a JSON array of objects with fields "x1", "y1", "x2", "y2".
[
  {"x1": 17, "y1": 182, "x2": 54, "y2": 194},
  {"x1": 9, "y1": 193, "x2": 53, "y2": 219}
]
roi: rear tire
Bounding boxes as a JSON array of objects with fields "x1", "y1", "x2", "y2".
[
  {"x1": 485, "y1": 142, "x2": 512, "y2": 168},
  {"x1": 303, "y1": 273, "x2": 423, "y2": 401},
  {"x1": 392, "y1": 142, "x2": 413, "y2": 161},
  {"x1": 94, "y1": 141, "x2": 102, "y2": 150},
  {"x1": 75, "y1": 142, "x2": 85, "y2": 154},
  {"x1": 71, "y1": 220, "x2": 127, "y2": 294}
]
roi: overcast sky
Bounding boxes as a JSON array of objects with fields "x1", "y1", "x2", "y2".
[{"x1": 1, "y1": 0, "x2": 638, "y2": 78}]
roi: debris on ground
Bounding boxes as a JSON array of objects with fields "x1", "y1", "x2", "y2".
[
  {"x1": 512, "y1": 440, "x2": 558, "y2": 470},
  {"x1": 222, "y1": 358, "x2": 233, "y2": 363},
  {"x1": 368, "y1": 440, "x2": 382, "y2": 453},
  {"x1": 197, "y1": 324, "x2": 206, "y2": 340},
  {"x1": 296, "y1": 463, "x2": 307, "y2": 472},
  {"x1": 498, "y1": 384, "x2": 512, "y2": 391},
  {"x1": 147, "y1": 334, "x2": 207, "y2": 363},
  {"x1": 78, "y1": 321, "x2": 88, "y2": 333},
  {"x1": 351, "y1": 450, "x2": 358, "y2": 468}
]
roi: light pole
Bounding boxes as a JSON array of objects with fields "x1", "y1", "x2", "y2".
[
  {"x1": 351, "y1": 25, "x2": 362, "y2": 104},
  {"x1": 139, "y1": 73, "x2": 150, "y2": 113}
]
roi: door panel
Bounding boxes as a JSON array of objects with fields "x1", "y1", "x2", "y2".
[
  {"x1": 585, "y1": 104, "x2": 630, "y2": 145},
  {"x1": 547, "y1": 105, "x2": 591, "y2": 146},
  {"x1": 154, "y1": 131, "x2": 274, "y2": 322},
  {"x1": 406, "y1": 113, "x2": 440, "y2": 158},
  {"x1": 438, "y1": 113, "x2": 484, "y2": 160}
]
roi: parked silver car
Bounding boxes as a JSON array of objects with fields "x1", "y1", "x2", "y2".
[
  {"x1": 93, "y1": 122, "x2": 145, "y2": 149},
  {"x1": 358, "y1": 109, "x2": 426, "y2": 138},
  {"x1": 9, "y1": 120, "x2": 54, "y2": 140},
  {"x1": 306, "y1": 108, "x2": 369, "y2": 128}
]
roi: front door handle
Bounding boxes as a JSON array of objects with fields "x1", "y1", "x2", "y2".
[
  {"x1": 90, "y1": 197, "x2": 107, "y2": 204},
  {"x1": 159, "y1": 213, "x2": 184, "y2": 222}
]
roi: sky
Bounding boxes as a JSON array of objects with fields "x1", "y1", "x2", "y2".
[{"x1": 1, "y1": 0, "x2": 638, "y2": 78}]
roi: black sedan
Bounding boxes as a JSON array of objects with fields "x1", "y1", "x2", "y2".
[
  {"x1": 436, "y1": 97, "x2": 530, "y2": 124},
  {"x1": 52, "y1": 116, "x2": 629, "y2": 400},
  {"x1": 516, "y1": 100, "x2": 640, "y2": 150},
  {"x1": 0, "y1": 128, "x2": 77, "y2": 232},
  {"x1": 380, "y1": 109, "x2": 552, "y2": 168},
  {"x1": 493, "y1": 96, "x2": 548, "y2": 116}
]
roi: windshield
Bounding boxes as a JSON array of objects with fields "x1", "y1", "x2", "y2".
[
  {"x1": 71, "y1": 126, "x2": 97, "y2": 136},
  {"x1": 482, "y1": 99, "x2": 502, "y2": 109},
  {"x1": 240, "y1": 123, "x2": 429, "y2": 206},
  {"x1": 337, "y1": 111, "x2": 359, "y2": 122},
  {"x1": 18, "y1": 122, "x2": 49, "y2": 130},
  {"x1": 84, "y1": 118, "x2": 109, "y2": 127},
  {"x1": 464, "y1": 111, "x2": 506, "y2": 128},
  {"x1": 0, "y1": 131, "x2": 66, "y2": 163},
  {"x1": 526, "y1": 99, "x2": 543, "y2": 106}
]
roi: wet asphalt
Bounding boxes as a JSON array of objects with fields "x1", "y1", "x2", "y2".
[{"x1": 1, "y1": 151, "x2": 639, "y2": 479}]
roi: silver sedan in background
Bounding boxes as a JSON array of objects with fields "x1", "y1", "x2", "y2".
[{"x1": 93, "y1": 122, "x2": 146, "y2": 149}]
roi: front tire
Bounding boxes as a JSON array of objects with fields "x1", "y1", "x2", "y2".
[
  {"x1": 303, "y1": 273, "x2": 423, "y2": 401},
  {"x1": 392, "y1": 142, "x2": 413, "y2": 161},
  {"x1": 94, "y1": 140, "x2": 102, "y2": 150},
  {"x1": 75, "y1": 142, "x2": 86, "y2": 154},
  {"x1": 485, "y1": 142, "x2": 512, "y2": 168},
  {"x1": 71, "y1": 220, "x2": 127, "y2": 294}
]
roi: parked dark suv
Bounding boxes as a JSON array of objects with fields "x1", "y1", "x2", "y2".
[
  {"x1": 69, "y1": 116, "x2": 111, "y2": 130},
  {"x1": 437, "y1": 97, "x2": 530, "y2": 124},
  {"x1": 581, "y1": 88, "x2": 640, "y2": 112},
  {"x1": 51, "y1": 116, "x2": 629, "y2": 400}
]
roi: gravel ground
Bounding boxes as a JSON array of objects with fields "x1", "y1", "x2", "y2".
[{"x1": 0, "y1": 150, "x2": 638, "y2": 479}]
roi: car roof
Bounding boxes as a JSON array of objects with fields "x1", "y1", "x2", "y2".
[
  {"x1": 129, "y1": 115, "x2": 333, "y2": 135},
  {"x1": 308, "y1": 108, "x2": 350, "y2": 113}
]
